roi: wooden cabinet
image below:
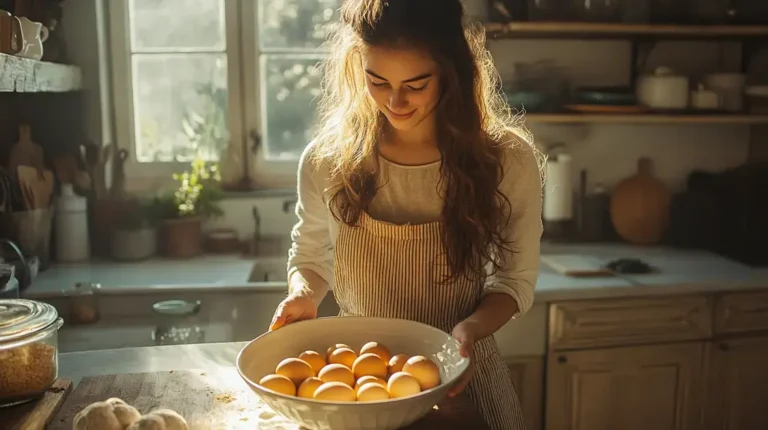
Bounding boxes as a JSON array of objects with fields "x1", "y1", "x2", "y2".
[
  {"x1": 506, "y1": 357, "x2": 544, "y2": 430},
  {"x1": 706, "y1": 336, "x2": 768, "y2": 430},
  {"x1": 545, "y1": 342, "x2": 706, "y2": 430}
]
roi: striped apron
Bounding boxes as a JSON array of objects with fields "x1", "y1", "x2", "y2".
[{"x1": 334, "y1": 212, "x2": 527, "y2": 430}]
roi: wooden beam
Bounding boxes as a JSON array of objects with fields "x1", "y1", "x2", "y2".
[{"x1": 0, "y1": 53, "x2": 82, "y2": 93}]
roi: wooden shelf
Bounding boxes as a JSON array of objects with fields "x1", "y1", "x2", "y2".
[
  {"x1": 484, "y1": 22, "x2": 768, "y2": 40},
  {"x1": 0, "y1": 53, "x2": 82, "y2": 93},
  {"x1": 525, "y1": 113, "x2": 768, "y2": 124}
]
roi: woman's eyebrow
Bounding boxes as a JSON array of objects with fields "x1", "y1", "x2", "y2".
[{"x1": 365, "y1": 69, "x2": 433, "y2": 83}]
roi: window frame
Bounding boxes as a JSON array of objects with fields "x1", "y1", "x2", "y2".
[{"x1": 108, "y1": 0, "x2": 300, "y2": 186}]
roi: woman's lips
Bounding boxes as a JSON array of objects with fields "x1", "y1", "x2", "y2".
[{"x1": 387, "y1": 108, "x2": 416, "y2": 120}]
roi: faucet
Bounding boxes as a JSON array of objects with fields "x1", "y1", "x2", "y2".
[
  {"x1": 251, "y1": 206, "x2": 261, "y2": 254},
  {"x1": 283, "y1": 199, "x2": 297, "y2": 214}
]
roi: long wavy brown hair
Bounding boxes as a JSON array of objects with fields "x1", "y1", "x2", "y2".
[{"x1": 311, "y1": 0, "x2": 541, "y2": 281}]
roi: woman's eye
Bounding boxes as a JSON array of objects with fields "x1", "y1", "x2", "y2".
[
  {"x1": 408, "y1": 84, "x2": 427, "y2": 92},
  {"x1": 371, "y1": 81, "x2": 389, "y2": 88}
]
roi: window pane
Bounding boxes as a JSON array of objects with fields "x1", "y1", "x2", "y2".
[
  {"x1": 132, "y1": 54, "x2": 229, "y2": 162},
  {"x1": 129, "y1": 0, "x2": 225, "y2": 51},
  {"x1": 262, "y1": 55, "x2": 323, "y2": 160},
  {"x1": 258, "y1": 0, "x2": 341, "y2": 49}
]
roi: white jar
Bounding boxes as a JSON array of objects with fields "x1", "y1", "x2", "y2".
[{"x1": 55, "y1": 184, "x2": 90, "y2": 262}]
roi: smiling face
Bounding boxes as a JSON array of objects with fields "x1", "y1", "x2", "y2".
[{"x1": 362, "y1": 45, "x2": 441, "y2": 133}]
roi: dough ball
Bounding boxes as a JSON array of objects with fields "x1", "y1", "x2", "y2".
[
  {"x1": 328, "y1": 347, "x2": 358, "y2": 369},
  {"x1": 356, "y1": 383, "x2": 390, "y2": 402},
  {"x1": 387, "y1": 372, "x2": 422, "y2": 399},
  {"x1": 354, "y1": 375, "x2": 387, "y2": 394},
  {"x1": 318, "y1": 363, "x2": 355, "y2": 387},
  {"x1": 259, "y1": 374, "x2": 297, "y2": 396},
  {"x1": 297, "y1": 377, "x2": 324, "y2": 399},
  {"x1": 352, "y1": 353, "x2": 388, "y2": 379},
  {"x1": 359, "y1": 342, "x2": 392, "y2": 363},
  {"x1": 388, "y1": 354, "x2": 409, "y2": 375},
  {"x1": 275, "y1": 357, "x2": 314, "y2": 386},
  {"x1": 298, "y1": 350, "x2": 326, "y2": 375},
  {"x1": 403, "y1": 355, "x2": 441, "y2": 390},
  {"x1": 326, "y1": 343, "x2": 352, "y2": 360},
  {"x1": 313, "y1": 382, "x2": 356, "y2": 402}
]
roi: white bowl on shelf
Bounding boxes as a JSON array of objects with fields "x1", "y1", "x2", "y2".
[{"x1": 236, "y1": 316, "x2": 469, "y2": 430}]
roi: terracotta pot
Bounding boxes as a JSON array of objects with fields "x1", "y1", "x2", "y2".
[{"x1": 161, "y1": 217, "x2": 202, "y2": 258}]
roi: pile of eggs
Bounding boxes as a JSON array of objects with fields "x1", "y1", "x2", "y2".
[{"x1": 257, "y1": 341, "x2": 441, "y2": 402}]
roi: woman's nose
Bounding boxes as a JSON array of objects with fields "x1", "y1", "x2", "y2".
[{"x1": 388, "y1": 89, "x2": 408, "y2": 110}]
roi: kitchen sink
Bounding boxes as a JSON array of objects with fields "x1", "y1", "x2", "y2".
[{"x1": 248, "y1": 258, "x2": 288, "y2": 282}]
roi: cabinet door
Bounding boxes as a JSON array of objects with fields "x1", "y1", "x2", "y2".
[
  {"x1": 707, "y1": 336, "x2": 768, "y2": 430},
  {"x1": 546, "y1": 342, "x2": 705, "y2": 430},
  {"x1": 506, "y1": 357, "x2": 544, "y2": 430}
]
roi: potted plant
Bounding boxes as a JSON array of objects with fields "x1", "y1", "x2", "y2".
[
  {"x1": 110, "y1": 198, "x2": 159, "y2": 262},
  {"x1": 154, "y1": 159, "x2": 224, "y2": 258}
]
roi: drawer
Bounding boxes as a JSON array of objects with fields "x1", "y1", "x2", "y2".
[
  {"x1": 714, "y1": 291, "x2": 768, "y2": 335},
  {"x1": 549, "y1": 295, "x2": 712, "y2": 351}
]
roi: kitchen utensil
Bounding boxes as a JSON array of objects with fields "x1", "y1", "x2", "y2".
[
  {"x1": 610, "y1": 158, "x2": 672, "y2": 245},
  {"x1": 690, "y1": 83, "x2": 720, "y2": 110},
  {"x1": 14, "y1": 16, "x2": 47, "y2": 60},
  {"x1": 54, "y1": 184, "x2": 90, "y2": 262},
  {"x1": 51, "y1": 368, "x2": 486, "y2": 430},
  {"x1": 80, "y1": 141, "x2": 107, "y2": 198},
  {"x1": 636, "y1": 67, "x2": 690, "y2": 110},
  {"x1": 111, "y1": 148, "x2": 128, "y2": 199},
  {"x1": 0, "y1": 299, "x2": 65, "y2": 407},
  {"x1": 703, "y1": 73, "x2": 746, "y2": 112},
  {"x1": 17, "y1": 166, "x2": 53, "y2": 210},
  {"x1": 745, "y1": 86, "x2": 768, "y2": 114},
  {"x1": 237, "y1": 317, "x2": 471, "y2": 430},
  {"x1": 542, "y1": 254, "x2": 615, "y2": 277},
  {"x1": 8, "y1": 124, "x2": 44, "y2": 175},
  {"x1": 0, "y1": 378, "x2": 72, "y2": 428},
  {"x1": 543, "y1": 150, "x2": 573, "y2": 239},
  {"x1": 573, "y1": 86, "x2": 637, "y2": 106},
  {"x1": 0, "y1": 10, "x2": 22, "y2": 55}
]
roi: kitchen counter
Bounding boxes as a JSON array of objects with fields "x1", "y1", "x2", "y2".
[
  {"x1": 25, "y1": 244, "x2": 768, "y2": 302},
  {"x1": 59, "y1": 342, "x2": 247, "y2": 387}
]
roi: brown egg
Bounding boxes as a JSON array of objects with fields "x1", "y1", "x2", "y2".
[
  {"x1": 352, "y1": 353, "x2": 388, "y2": 379},
  {"x1": 297, "y1": 376, "x2": 324, "y2": 398},
  {"x1": 275, "y1": 357, "x2": 314, "y2": 386},
  {"x1": 313, "y1": 382, "x2": 356, "y2": 402},
  {"x1": 328, "y1": 347, "x2": 358, "y2": 369},
  {"x1": 258, "y1": 374, "x2": 296, "y2": 396},
  {"x1": 298, "y1": 351, "x2": 326, "y2": 375},
  {"x1": 387, "y1": 372, "x2": 422, "y2": 399},
  {"x1": 359, "y1": 342, "x2": 392, "y2": 363},
  {"x1": 326, "y1": 343, "x2": 352, "y2": 360},
  {"x1": 357, "y1": 383, "x2": 390, "y2": 402},
  {"x1": 388, "y1": 354, "x2": 409, "y2": 375},
  {"x1": 402, "y1": 355, "x2": 441, "y2": 390},
  {"x1": 318, "y1": 363, "x2": 355, "y2": 387},
  {"x1": 354, "y1": 375, "x2": 387, "y2": 394}
]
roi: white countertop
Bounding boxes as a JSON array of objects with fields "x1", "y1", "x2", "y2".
[{"x1": 23, "y1": 244, "x2": 768, "y2": 302}]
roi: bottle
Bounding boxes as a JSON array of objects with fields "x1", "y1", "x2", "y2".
[{"x1": 55, "y1": 184, "x2": 90, "y2": 262}]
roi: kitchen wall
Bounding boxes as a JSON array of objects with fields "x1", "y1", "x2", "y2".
[{"x1": 61, "y1": 0, "x2": 765, "y2": 241}]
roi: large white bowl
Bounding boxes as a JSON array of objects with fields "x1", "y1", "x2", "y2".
[{"x1": 236, "y1": 316, "x2": 470, "y2": 430}]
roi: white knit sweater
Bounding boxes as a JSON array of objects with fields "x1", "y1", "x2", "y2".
[{"x1": 287, "y1": 141, "x2": 543, "y2": 316}]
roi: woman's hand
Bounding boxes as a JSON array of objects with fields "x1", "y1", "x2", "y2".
[
  {"x1": 269, "y1": 293, "x2": 318, "y2": 331},
  {"x1": 448, "y1": 319, "x2": 480, "y2": 398}
]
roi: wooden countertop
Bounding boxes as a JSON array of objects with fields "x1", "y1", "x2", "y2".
[{"x1": 51, "y1": 368, "x2": 488, "y2": 430}]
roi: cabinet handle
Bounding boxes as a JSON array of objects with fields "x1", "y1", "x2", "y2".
[
  {"x1": 557, "y1": 355, "x2": 567, "y2": 364},
  {"x1": 719, "y1": 343, "x2": 729, "y2": 352}
]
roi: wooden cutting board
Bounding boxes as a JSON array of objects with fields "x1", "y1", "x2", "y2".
[
  {"x1": 0, "y1": 378, "x2": 73, "y2": 430},
  {"x1": 542, "y1": 254, "x2": 615, "y2": 277},
  {"x1": 50, "y1": 368, "x2": 488, "y2": 430}
]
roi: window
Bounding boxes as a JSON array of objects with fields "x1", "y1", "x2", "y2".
[{"x1": 109, "y1": 0, "x2": 341, "y2": 185}]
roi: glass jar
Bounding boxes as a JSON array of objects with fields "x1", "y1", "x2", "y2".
[
  {"x1": 151, "y1": 300, "x2": 205, "y2": 346},
  {"x1": 0, "y1": 299, "x2": 64, "y2": 407},
  {"x1": 65, "y1": 282, "x2": 101, "y2": 325}
]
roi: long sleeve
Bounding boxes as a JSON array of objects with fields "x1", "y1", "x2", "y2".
[
  {"x1": 287, "y1": 144, "x2": 335, "y2": 287},
  {"x1": 483, "y1": 142, "x2": 543, "y2": 316}
]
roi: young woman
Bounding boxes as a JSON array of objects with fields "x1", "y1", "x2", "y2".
[{"x1": 270, "y1": 0, "x2": 543, "y2": 428}]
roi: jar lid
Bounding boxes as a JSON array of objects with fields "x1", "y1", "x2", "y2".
[
  {"x1": 152, "y1": 300, "x2": 201, "y2": 316},
  {"x1": 0, "y1": 299, "x2": 59, "y2": 343}
]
